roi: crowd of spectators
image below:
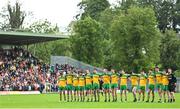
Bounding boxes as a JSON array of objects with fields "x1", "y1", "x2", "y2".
[{"x1": 0, "y1": 47, "x2": 74, "y2": 92}]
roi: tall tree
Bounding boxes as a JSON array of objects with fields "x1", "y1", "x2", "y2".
[
  {"x1": 77, "y1": 0, "x2": 110, "y2": 21},
  {"x1": 71, "y1": 17, "x2": 106, "y2": 67},
  {"x1": 98, "y1": 8, "x2": 123, "y2": 69},
  {"x1": 160, "y1": 30, "x2": 180, "y2": 70},
  {"x1": 0, "y1": 1, "x2": 26, "y2": 31},
  {"x1": 111, "y1": 7, "x2": 161, "y2": 72}
]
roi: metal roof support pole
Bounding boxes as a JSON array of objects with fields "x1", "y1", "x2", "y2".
[
  {"x1": 33, "y1": 44, "x2": 36, "y2": 56},
  {"x1": 26, "y1": 44, "x2": 29, "y2": 50}
]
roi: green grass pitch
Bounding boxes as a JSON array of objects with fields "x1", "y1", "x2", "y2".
[{"x1": 0, "y1": 93, "x2": 179, "y2": 108}]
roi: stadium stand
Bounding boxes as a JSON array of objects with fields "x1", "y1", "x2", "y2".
[
  {"x1": 0, "y1": 31, "x2": 69, "y2": 93},
  {"x1": 0, "y1": 47, "x2": 78, "y2": 92}
]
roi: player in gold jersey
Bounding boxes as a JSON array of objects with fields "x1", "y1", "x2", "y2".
[
  {"x1": 102, "y1": 69, "x2": 111, "y2": 102},
  {"x1": 138, "y1": 70, "x2": 147, "y2": 102},
  {"x1": 57, "y1": 72, "x2": 66, "y2": 101},
  {"x1": 162, "y1": 70, "x2": 169, "y2": 103},
  {"x1": 154, "y1": 67, "x2": 163, "y2": 103},
  {"x1": 130, "y1": 72, "x2": 139, "y2": 102},
  {"x1": 146, "y1": 69, "x2": 155, "y2": 102},
  {"x1": 73, "y1": 74, "x2": 79, "y2": 101},
  {"x1": 120, "y1": 70, "x2": 130, "y2": 102},
  {"x1": 79, "y1": 71, "x2": 85, "y2": 102},
  {"x1": 85, "y1": 70, "x2": 93, "y2": 102},
  {"x1": 92, "y1": 69, "x2": 100, "y2": 102},
  {"x1": 111, "y1": 69, "x2": 119, "y2": 102},
  {"x1": 66, "y1": 71, "x2": 73, "y2": 102}
]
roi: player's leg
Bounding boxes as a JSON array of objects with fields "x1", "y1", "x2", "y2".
[
  {"x1": 124, "y1": 89, "x2": 127, "y2": 101},
  {"x1": 70, "y1": 89, "x2": 73, "y2": 102},
  {"x1": 164, "y1": 90, "x2": 167, "y2": 103},
  {"x1": 151, "y1": 89, "x2": 155, "y2": 102},
  {"x1": 93, "y1": 85, "x2": 97, "y2": 102},
  {"x1": 97, "y1": 88, "x2": 100, "y2": 102},
  {"x1": 63, "y1": 90, "x2": 66, "y2": 101},
  {"x1": 162, "y1": 85, "x2": 166, "y2": 103},
  {"x1": 90, "y1": 88, "x2": 93, "y2": 102},
  {"x1": 142, "y1": 88, "x2": 145, "y2": 102},
  {"x1": 104, "y1": 88, "x2": 107, "y2": 102},
  {"x1": 112, "y1": 87, "x2": 114, "y2": 102},
  {"x1": 77, "y1": 87, "x2": 79, "y2": 101},
  {"x1": 114, "y1": 87, "x2": 117, "y2": 102},
  {"x1": 82, "y1": 88, "x2": 85, "y2": 102},
  {"x1": 108, "y1": 88, "x2": 110, "y2": 102},
  {"x1": 167, "y1": 90, "x2": 170, "y2": 103},
  {"x1": 74, "y1": 89, "x2": 76, "y2": 101},
  {"x1": 67, "y1": 90, "x2": 69, "y2": 102},
  {"x1": 146, "y1": 89, "x2": 151, "y2": 102},
  {"x1": 104, "y1": 84, "x2": 107, "y2": 102},
  {"x1": 171, "y1": 91, "x2": 175, "y2": 102},
  {"x1": 79, "y1": 87, "x2": 82, "y2": 102},
  {"x1": 138, "y1": 88, "x2": 141, "y2": 101},
  {"x1": 158, "y1": 84, "x2": 162, "y2": 103},
  {"x1": 132, "y1": 86, "x2": 137, "y2": 102},
  {"x1": 59, "y1": 90, "x2": 62, "y2": 101},
  {"x1": 168, "y1": 85, "x2": 172, "y2": 102},
  {"x1": 86, "y1": 89, "x2": 89, "y2": 102},
  {"x1": 167, "y1": 90, "x2": 170, "y2": 102},
  {"x1": 120, "y1": 86, "x2": 123, "y2": 102},
  {"x1": 94, "y1": 89, "x2": 97, "y2": 102},
  {"x1": 171, "y1": 85, "x2": 176, "y2": 102}
]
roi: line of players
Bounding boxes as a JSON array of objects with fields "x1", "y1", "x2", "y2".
[{"x1": 57, "y1": 67, "x2": 177, "y2": 103}]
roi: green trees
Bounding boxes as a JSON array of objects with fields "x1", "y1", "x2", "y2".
[
  {"x1": 71, "y1": 17, "x2": 106, "y2": 67},
  {"x1": 0, "y1": 0, "x2": 179, "y2": 72},
  {"x1": 160, "y1": 30, "x2": 180, "y2": 70},
  {"x1": 110, "y1": 7, "x2": 161, "y2": 72}
]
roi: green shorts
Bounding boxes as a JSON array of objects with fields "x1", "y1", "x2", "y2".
[
  {"x1": 93, "y1": 83, "x2": 100, "y2": 89},
  {"x1": 73, "y1": 86, "x2": 79, "y2": 91},
  {"x1": 149, "y1": 84, "x2": 155, "y2": 90},
  {"x1": 66, "y1": 84, "x2": 73, "y2": 90},
  {"x1": 86, "y1": 84, "x2": 92, "y2": 90},
  {"x1": 163, "y1": 85, "x2": 168, "y2": 91},
  {"x1": 111, "y1": 83, "x2": 118, "y2": 88},
  {"x1": 79, "y1": 86, "x2": 85, "y2": 91},
  {"x1": 139, "y1": 86, "x2": 145, "y2": 91},
  {"x1": 156, "y1": 83, "x2": 162, "y2": 89},
  {"x1": 58, "y1": 86, "x2": 66, "y2": 91},
  {"x1": 103, "y1": 83, "x2": 110, "y2": 89},
  {"x1": 120, "y1": 85, "x2": 127, "y2": 90}
]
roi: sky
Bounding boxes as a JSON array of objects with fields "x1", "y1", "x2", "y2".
[{"x1": 0, "y1": 0, "x2": 118, "y2": 32}]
